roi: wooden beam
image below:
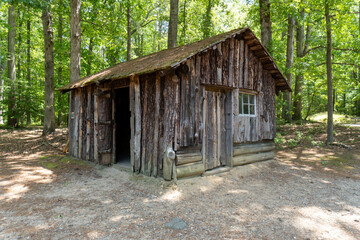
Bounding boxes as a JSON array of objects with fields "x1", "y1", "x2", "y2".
[
  {"x1": 176, "y1": 161, "x2": 204, "y2": 178},
  {"x1": 233, "y1": 142, "x2": 275, "y2": 156},
  {"x1": 232, "y1": 151, "x2": 274, "y2": 166},
  {"x1": 250, "y1": 45, "x2": 262, "y2": 51}
]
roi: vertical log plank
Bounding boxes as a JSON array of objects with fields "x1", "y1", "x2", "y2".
[
  {"x1": 239, "y1": 40, "x2": 245, "y2": 88},
  {"x1": 228, "y1": 37, "x2": 235, "y2": 87}
]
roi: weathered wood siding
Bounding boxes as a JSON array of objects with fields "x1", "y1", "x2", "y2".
[
  {"x1": 68, "y1": 35, "x2": 278, "y2": 177},
  {"x1": 233, "y1": 40, "x2": 276, "y2": 143}
]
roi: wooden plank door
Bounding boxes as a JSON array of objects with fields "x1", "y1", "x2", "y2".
[
  {"x1": 97, "y1": 92, "x2": 113, "y2": 165},
  {"x1": 204, "y1": 89, "x2": 227, "y2": 170}
]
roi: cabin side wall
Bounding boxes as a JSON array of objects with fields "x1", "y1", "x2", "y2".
[{"x1": 174, "y1": 36, "x2": 277, "y2": 178}]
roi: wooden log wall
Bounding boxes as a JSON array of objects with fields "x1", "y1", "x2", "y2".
[
  {"x1": 232, "y1": 141, "x2": 275, "y2": 166},
  {"x1": 131, "y1": 72, "x2": 179, "y2": 177},
  {"x1": 232, "y1": 38, "x2": 276, "y2": 143}
]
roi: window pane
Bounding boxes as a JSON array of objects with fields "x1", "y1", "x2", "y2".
[
  {"x1": 250, "y1": 105, "x2": 255, "y2": 115},
  {"x1": 243, "y1": 94, "x2": 249, "y2": 103},
  {"x1": 250, "y1": 95, "x2": 255, "y2": 104},
  {"x1": 244, "y1": 105, "x2": 249, "y2": 114}
]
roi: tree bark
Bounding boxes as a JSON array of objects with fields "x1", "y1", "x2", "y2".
[
  {"x1": 0, "y1": 42, "x2": 4, "y2": 125},
  {"x1": 7, "y1": 4, "x2": 17, "y2": 127},
  {"x1": 17, "y1": 7, "x2": 23, "y2": 126},
  {"x1": 26, "y1": 17, "x2": 31, "y2": 125},
  {"x1": 70, "y1": 0, "x2": 81, "y2": 83},
  {"x1": 325, "y1": 0, "x2": 333, "y2": 142},
  {"x1": 293, "y1": 8, "x2": 305, "y2": 121},
  {"x1": 282, "y1": 15, "x2": 295, "y2": 122},
  {"x1": 57, "y1": 3, "x2": 63, "y2": 126},
  {"x1": 259, "y1": 0, "x2": 272, "y2": 52},
  {"x1": 127, "y1": 3, "x2": 131, "y2": 60},
  {"x1": 203, "y1": 0, "x2": 212, "y2": 39},
  {"x1": 42, "y1": 8, "x2": 55, "y2": 135},
  {"x1": 181, "y1": 0, "x2": 187, "y2": 44},
  {"x1": 168, "y1": 0, "x2": 179, "y2": 48}
]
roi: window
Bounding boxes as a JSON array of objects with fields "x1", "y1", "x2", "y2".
[{"x1": 239, "y1": 93, "x2": 256, "y2": 116}]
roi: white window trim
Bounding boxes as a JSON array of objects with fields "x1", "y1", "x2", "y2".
[{"x1": 239, "y1": 93, "x2": 257, "y2": 117}]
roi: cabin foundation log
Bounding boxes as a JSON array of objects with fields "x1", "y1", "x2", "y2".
[{"x1": 176, "y1": 161, "x2": 205, "y2": 179}]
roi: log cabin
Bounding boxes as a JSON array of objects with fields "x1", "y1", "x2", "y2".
[{"x1": 59, "y1": 27, "x2": 291, "y2": 180}]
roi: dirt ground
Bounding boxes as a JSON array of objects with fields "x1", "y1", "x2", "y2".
[{"x1": 0, "y1": 124, "x2": 360, "y2": 240}]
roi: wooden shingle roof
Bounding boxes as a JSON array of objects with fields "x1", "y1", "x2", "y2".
[{"x1": 59, "y1": 27, "x2": 291, "y2": 92}]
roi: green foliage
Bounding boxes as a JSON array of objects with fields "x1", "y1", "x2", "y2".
[{"x1": 0, "y1": 0, "x2": 359, "y2": 127}]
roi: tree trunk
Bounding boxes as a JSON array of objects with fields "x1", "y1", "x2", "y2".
[
  {"x1": 203, "y1": 0, "x2": 212, "y2": 39},
  {"x1": 26, "y1": 17, "x2": 31, "y2": 125},
  {"x1": 17, "y1": 7, "x2": 23, "y2": 126},
  {"x1": 0, "y1": 43, "x2": 4, "y2": 125},
  {"x1": 325, "y1": 0, "x2": 333, "y2": 142},
  {"x1": 259, "y1": 0, "x2": 272, "y2": 51},
  {"x1": 70, "y1": 0, "x2": 81, "y2": 135},
  {"x1": 168, "y1": 0, "x2": 179, "y2": 48},
  {"x1": 127, "y1": 4, "x2": 131, "y2": 60},
  {"x1": 7, "y1": 4, "x2": 17, "y2": 127},
  {"x1": 57, "y1": 5, "x2": 64, "y2": 126},
  {"x1": 70, "y1": 0, "x2": 81, "y2": 83},
  {"x1": 181, "y1": 0, "x2": 187, "y2": 44},
  {"x1": 42, "y1": 8, "x2": 55, "y2": 135},
  {"x1": 293, "y1": 8, "x2": 305, "y2": 121},
  {"x1": 282, "y1": 15, "x2": 295, "y2": 122},
  {"x1": 86, "y1": 37, "x2": 93, "y2": 75}
]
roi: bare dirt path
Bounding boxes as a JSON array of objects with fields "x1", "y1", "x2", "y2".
[{"x1": 0, "y1": 127, "x2": 360, "y2": 239}]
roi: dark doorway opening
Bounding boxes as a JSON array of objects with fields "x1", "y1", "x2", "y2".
[{"x1": 115, "y1": 87, "x2": 131, "y2": 166}]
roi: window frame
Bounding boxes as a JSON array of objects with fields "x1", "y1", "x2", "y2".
[{"x1": 239, "y1": 93, "x2": 257, "y2": 117}]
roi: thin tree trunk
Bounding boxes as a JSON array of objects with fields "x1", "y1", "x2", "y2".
[
  {"x1": 42, "y1": 8, "x2": 55, "y2": 135},
  {"x1": 158, "y1": 21, "x2": 162, "y2": 51},
  {"x1": 127, "y1": 4, "x2": 131, "y2": 61},
  {"x1": 282, "y1": 15, "x2": 295, "y2": 122},
  {"x1": 0, "y1": 43, "x2": 4, "y2": 125},
  {"x1": 203, "y1": 0, "x2": 212, "y2": 39},
  {"x1": 325, "y1": 0, "x2": 333, "y2": 142},
  {"x1": 17, "y1": 7, "x2": 23, "y2": 126},
  {"x1": 26, "y1": 17, "x2": 31, "y2": 125},
  {"x1": 7, "y1": 4, "x2": 17, "y2": 127},
  {"x1": 182, "y1": 0, "x2": 187, "y2": 44},
  {"x1": 87, "y1": 37, "x2": 93, "y2": 75},
  {"x1": 168, "y1": 0, "x2": 179, "y2": 48},
  {"x1": 57, "y1": 5, "x2": 63, "y2": 126},
  {"x1": 259, "y1": 0, "x2": 272, "y2": 51},
  {"x1": 293, "y1": 8, "x2": 305, "y2": 121},
  {"x1": 70, "y1": 0, "x2": 81, "y2": 83}
]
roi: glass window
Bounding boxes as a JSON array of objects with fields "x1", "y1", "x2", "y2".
[{"x1": 239, "y1": 93, "x2": 256, "y2": 116}]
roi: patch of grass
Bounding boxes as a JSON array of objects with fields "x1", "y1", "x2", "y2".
[
  {"x1": 309, "y1": 112, "x2": 357, "y2": 124},
  {"x1": 40, "y1": 155, "x2": 92, "y2": 170},
  {"x1": 319, "y1": 155, "x2": 351, "y2": 167}
]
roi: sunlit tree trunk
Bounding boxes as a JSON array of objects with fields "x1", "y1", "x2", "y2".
[
  {"x1": 70, "y1": 0, "x2": 81, "y2": 83},
  {"x1": 203, "y1": 0, "x2": 212, "y2": 39},
  {"x1": 42, "y1": 8, "x2": 55, "y2": 135},
  {"x1": 282, "y1": 15, "x2": 295, "y2": 122},
  {"x1": 127, "y1": 3, "x2": 131, "y2": 60},
  {"x1": 7, "y1": 4, "x2": 17, "y2": 127},
  {"x1": 293, "y1": 9, "x2": 305, "y2": 121},
  {"x1": 259, "y1": 0, "x2": 272, "y2": 52},
  {"x1": 0, "y1": 43, "x2": 4, "y2": 125},
  {"x1": 57, "y1": 3, "x2": 63, "y2": 126},
  {"x1": 168, "y1": 0, "x2": 179, "y2": 48},
  {"x1": 26, "y1": 17, "x2": 31, "y2": 125},
  {"x1": 325, "y1": 0, "x2": 333, "y2": 142}
]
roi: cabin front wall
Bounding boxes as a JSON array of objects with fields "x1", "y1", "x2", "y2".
[{"x1": 68, "y1": 35, "x2": 278, "y2": 179}]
